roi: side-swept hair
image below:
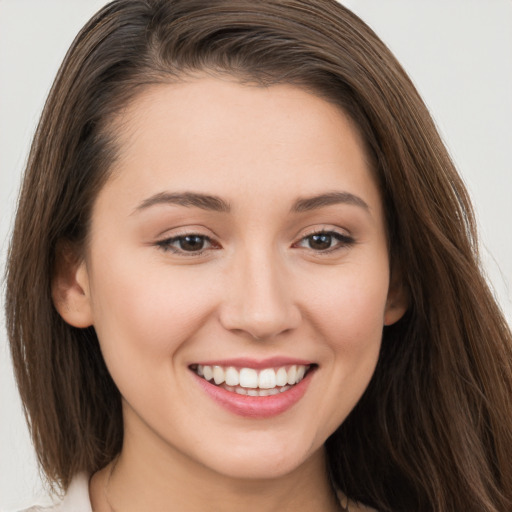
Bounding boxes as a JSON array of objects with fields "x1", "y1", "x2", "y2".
[{"x1": 6, "y1": 1, "x2": 512, "y2": 510}]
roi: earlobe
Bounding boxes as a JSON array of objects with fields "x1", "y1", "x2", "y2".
[
  {"x1": 384, "y1": 298, "x2": 408, "y2": 326},
  {"x1": 52, "y1": 242, "x2": 93, "y2": 328},
  {"x1": 384, "y1": 278, "x2": 409, "y2": 326}
]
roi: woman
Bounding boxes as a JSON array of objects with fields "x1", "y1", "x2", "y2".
[{"x1": 5, "y1": 0, "x2": 512, "y2": 511}]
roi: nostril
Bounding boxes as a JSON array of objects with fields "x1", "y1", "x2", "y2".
[{"x1": 219, "y1": 302, "x2": 302, "y2": 341}]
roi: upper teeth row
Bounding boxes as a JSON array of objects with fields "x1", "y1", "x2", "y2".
[{"x1": 196, "y1": 365, "x2": 308, "y2": 389}]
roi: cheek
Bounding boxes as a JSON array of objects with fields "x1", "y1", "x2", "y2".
[
  {"x1": 303, "y1": 264, "x2": 388, "y2": 432},
  {"x1": 87, "y1": 259, "x2": 222, "y2": 420},
  {"x1": 302, "y1": 259, "x2": 390, "y2": 348},
  {"x1": 87, "y1": 250, "x2": 219, "y2": 366},
  {"x1": 340, "y1": 280, "x2": 388, "y2": 343}
]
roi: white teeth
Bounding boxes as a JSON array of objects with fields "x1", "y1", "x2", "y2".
[
  {"x1": 225, "y1": 367, "x2": 239, "y2": 386},
  {"x1": 203, "y1": 365, "x2": 213, "y2": 381},
  {"x1": 217, "y1": 383, "x2": 294, "y2": 396},
  {"x1": 258, "y1": 368, "x2": 276, "y2": 389},
  {"x1": 213, "y1": 366, "x2": 225, "y2": 385},
  {"x1": 296, "y1": 365, "x2": 306, "y2": 383},
  {"x1": 276, "y1": 367, "x2": 288, "y2": 386},
  {"x1": 239, "y1": 368, "x2": 259, "y2": 388},
  {"x1": 194, "y1": 364, "x2": 311, "y2": 393},
  {"x1": 235, "y1": 386, "x2": 290, "y2": 397},
  {"x1": 287, "y1": 365, "x2": 297, "y2": 385}
]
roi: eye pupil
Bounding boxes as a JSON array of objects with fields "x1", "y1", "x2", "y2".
[
  {"x1": 309, "y1": 234, "x2": 332, "y2": 250},
  {"x1": 179, "y1": 235, "x2": 205, "y2": 251}
]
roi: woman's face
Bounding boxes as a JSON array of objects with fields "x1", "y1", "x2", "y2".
[{"x1": 61, "y1": 77, "x2": 405, "y2": 480}]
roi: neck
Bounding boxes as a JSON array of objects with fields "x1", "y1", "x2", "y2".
[{"x1": 90, "y1": 415, "x2": 340, "y2": 512}]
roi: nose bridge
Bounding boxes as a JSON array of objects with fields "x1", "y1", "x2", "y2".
[{"x1": 220, "y1": 242, "x2": 300, "y2": 339}]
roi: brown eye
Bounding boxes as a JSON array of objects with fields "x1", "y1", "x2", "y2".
[
  {"x1": 157, "y1": 234, "x2": 217, "y2": 254},
  {"x1": 295, "y1": 231, "x2": 355, "y2": 252},
  {"x1": 308, "y1": 234, "x2": 333, "y2": 250},
  {"x1": 178, "y1": 235, "x2": 206, "y2": 251}
]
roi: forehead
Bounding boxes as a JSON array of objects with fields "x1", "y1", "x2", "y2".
[{"x1": 100, "y1": 77, "x2": 381, "y2": 216}]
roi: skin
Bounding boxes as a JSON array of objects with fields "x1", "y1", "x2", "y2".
[{"x1": 54, "y1": 76, "x2": 406, "y2": 511}]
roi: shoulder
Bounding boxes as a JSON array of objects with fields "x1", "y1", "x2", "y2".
[
  {"x1": 351, "y1": 504, "x2": 377, "y2": 512},
  {"x1": 337, "y1": 490, "x2": 377, "y2": 512},
  {"x1": 346, "y1": 502, "x2": 377, "y2": 512},
  {"x1": 14, "y1": 474, "x2": 92, "y2": 512}
]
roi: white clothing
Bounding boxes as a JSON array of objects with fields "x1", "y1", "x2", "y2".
[
  {"x1": 15, "y1": 474, "x2": 92, "y2": 512},
  {"x1": 14, "y1": 473, "x2": 374, "y2": 511}
]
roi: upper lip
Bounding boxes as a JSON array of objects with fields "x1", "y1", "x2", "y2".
[{"x1": 189, "y1": 357, "x2": 314, "y2": 369}]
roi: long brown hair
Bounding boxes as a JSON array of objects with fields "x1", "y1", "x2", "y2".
[{"x1": 5, "y1": 1, "x2": 512, "y2": 510}]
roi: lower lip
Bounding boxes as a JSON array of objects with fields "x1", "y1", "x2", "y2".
[{"x1": 193, "y1": 370, "x2": 314, "y2": 419}]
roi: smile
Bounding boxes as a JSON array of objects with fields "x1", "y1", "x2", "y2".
[
  {"x1": 190, "y1": 364, "x2": 311, "y2": 397},
  {"x1": 190, "y1": 360, "x2": 316, "y2": 418}
]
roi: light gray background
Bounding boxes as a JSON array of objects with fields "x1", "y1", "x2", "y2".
[{"x1": 1, "y1": 0, "x2": 511, "y2": 509}]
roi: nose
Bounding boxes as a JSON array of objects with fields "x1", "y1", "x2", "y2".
[{"x1": 219, "y1": 248, "x2": 301, "y2": 340}]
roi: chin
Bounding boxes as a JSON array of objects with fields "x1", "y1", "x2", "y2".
[{"x1": 194, "y1": 434, "x2": 323, "y2": 481}]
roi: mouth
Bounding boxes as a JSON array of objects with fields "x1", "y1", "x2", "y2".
[{"x1": 189, "y1": 363, "x2": 313, "y2": 397}]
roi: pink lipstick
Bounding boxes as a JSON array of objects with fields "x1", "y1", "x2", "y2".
[{"x1": 190, "y1": 359, "x2": 316, "y2": 418}]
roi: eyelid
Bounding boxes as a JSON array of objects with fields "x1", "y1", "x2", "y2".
[
  {"x1": 292, "y1": 227, "x2": 355, "y2": 253},
  {"x1": 154, "y1": 223, "x2": 218, "y2": 239},
  {"x1": 153, "y1": 225, "x2": 354, "y2": 256},
  {"x1": 298, "y1": 224, "x2": 352, "y2": 239},
  {"x1": 155, "y1": 230, "x2": 221, "y2": 256}
]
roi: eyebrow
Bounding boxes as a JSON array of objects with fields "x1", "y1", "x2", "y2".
[
  {"x1": 291, "y1": 192, "x2": 370, "y2": 213},
  {"x1": 133, "y1": 192, "x2": 231, "y2": 214},
  {"x1": 133, "y1": 190, "x2": 369, "y2": 215}
]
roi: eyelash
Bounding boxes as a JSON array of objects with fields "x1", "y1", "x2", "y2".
[
  {"x1": 156, "y1": 234, "x2": 218, "y2": 255},
  {"x1": 155, "y1": 230, "x2": 355, "y2": 256},
  {"x1": 293, "y1": 230, "x2": 355, "y2": 253}
]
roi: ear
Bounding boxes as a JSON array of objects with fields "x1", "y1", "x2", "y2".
[
  {"x1": 52, "y1": 241, "x2": 93, "y2": 328},
  {"x1": 384, "y1": 271, "x2": 408, "y2": 326}
]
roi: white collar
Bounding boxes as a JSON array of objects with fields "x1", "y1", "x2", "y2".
[{"x1": 53, "y1": 473, "x2": 92, "y2": 512}]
